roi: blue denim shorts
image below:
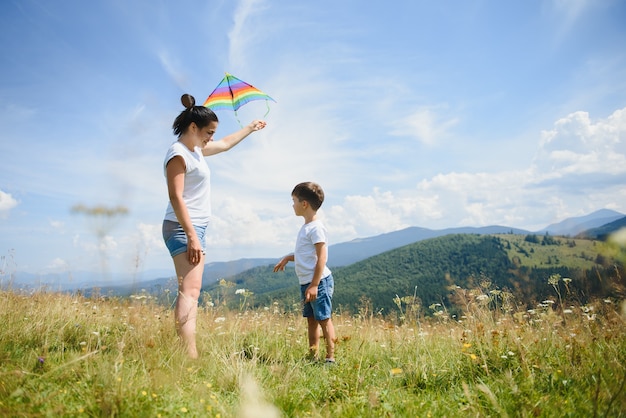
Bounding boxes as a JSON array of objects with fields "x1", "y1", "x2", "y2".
[
  {"x1": 301, "y1": 274, "x2": 334, "y2": 321},
  {"x1": 162, "y1": 220, "x2": 207, "y2": 258}
]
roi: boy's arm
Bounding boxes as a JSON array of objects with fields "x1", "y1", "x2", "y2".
[
  {"x1": 273, "y1": 253, "x2": 294, "y2": 272},
  {"x1": 305, "y1": 242, "x2": 328, "y2": 302}
]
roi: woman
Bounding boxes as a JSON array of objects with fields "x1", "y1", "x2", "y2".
[{"x1": 163, "y1": 94, "x2": 266, "y2": 358}]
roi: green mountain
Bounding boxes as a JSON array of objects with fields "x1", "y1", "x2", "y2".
[
  {"x1": 204, "y1": 233, "x2": 625, "y2": 317},
  {"x1": 577, "y1": 216, "x2": 626, "y2": 240}
]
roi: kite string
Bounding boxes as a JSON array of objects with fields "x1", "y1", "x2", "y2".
[{"x1": 263, "y1": 100, "x2": 271, "y2": 118}]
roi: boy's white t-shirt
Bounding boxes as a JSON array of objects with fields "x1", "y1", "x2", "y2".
[
  {"x1": 163, "y1": 141, "x2": 212, "y2": 225},
  {"x1": 294, "y1": 219, "x2": 332, "y2": 285}
]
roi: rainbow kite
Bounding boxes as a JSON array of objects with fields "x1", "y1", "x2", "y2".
[{"x1": 203, "y1": 73, "x2": 275, "y2": 124}]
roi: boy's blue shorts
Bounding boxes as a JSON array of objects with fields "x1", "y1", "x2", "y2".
[{"x1": 301, "y1": 274, "x2": 334, "y2": 321}]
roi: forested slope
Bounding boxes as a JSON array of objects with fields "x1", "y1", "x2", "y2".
[{"x1": 203, "y1": 234, "x2": 625, "y2": 316}]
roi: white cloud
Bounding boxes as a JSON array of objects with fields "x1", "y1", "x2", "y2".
[
  {"x1": 533, "y1": 108, "x2": 626, "y2": 177},
  {"x1": 229, "y1": 0, "x2": 269, "y2": 69},
  {"x1": 0, "y1": 190, "x2": 18, "y2": 218},
  {"x1": 49, "y1": 220, "x2": 64, "y2": 230},
  {"x1": 550, "y1": 0, "x2": 593, "y2": 44},
  {"x1": 390, "y1": 106, "x2": 459, "y2": 145},
  {"x1": 321, "y1": 106, "x2": 626, "y2": 235},
  {"x1": 157, "y1": 50, "x2": 188, "y2": 90},
  {"x1": 47, "y1": 258, "x2": 70, "y2": 271}
]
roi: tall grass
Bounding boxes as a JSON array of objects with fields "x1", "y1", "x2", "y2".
[{"x1": 1, "y1": 287, "x2": 625, "y2": 417}]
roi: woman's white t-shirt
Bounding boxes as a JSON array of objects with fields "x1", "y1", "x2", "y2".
[
  {"x1": 163, "y1": 141, "x2": 211, "y2": 225},
  {"x1": 294, "y1": 219, "x2": 332, "y2": 285}
]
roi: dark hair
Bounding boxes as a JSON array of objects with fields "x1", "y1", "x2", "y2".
[
  {"x1": 292, "y1": 182, "x2": 325, "y2": 211},
  {"x1": 172, "y1": 94, "x2": 219, "y2": 137}
]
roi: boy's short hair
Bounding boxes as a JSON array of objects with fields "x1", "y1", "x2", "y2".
[{"x1": 292, "y1": 182, "x2": 324, "y2": 211}]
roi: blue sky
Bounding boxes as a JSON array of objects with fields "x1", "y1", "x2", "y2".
[{"x1": 1, "y1": 0, "x2": 625, "y2": 277}]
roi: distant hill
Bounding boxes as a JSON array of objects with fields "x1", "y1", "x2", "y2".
[
  {"x1": 329, "y1": 225, "x2": 529, "y2": 266},
  {"x1": 205, "y1": 233, "x2": 625, "y2": 316},
  {"x1": 537, "y1": 209, "x2": 624, "y2": 236},
  {"x1": 202, "y1": 258, "x2": 277, "y2": 284},
  {"x1": 578, "y1": 216, "x2": 626, "y2": 240}
]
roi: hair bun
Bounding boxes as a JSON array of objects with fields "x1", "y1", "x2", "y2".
[{"x1": 181, "y1": 94, "x2": 196, "y2": 109}]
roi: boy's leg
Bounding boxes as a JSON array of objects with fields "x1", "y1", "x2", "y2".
[
  {"x1": 307, "y1": 316, "x2": 320, "y2": 360},
  {"x1": 318, "y1": 318, "x2": 336, "y2": 361},
  {"x1": 312, "y1": 275, "x2": 336, "y2": 361}
]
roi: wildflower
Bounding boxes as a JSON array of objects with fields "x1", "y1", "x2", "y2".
[
  {"x1": 141, "y1": 391, "x2": 147, "y2": 396},
  {"x1": 390, "y1": 368, "x2": 403, "y2": 376},
  {"x1": 235, "y1": 288, "x2": 246, "y2": 295},
  {"x1": 548, "y1": 274, "x2": 561, "y2": 286},
  {"x1": 470, "y1": 354, "x2": 478, "y2": 360},
  {"x1": 180, "y1": 407, "x2": 188, "y2": 413}
]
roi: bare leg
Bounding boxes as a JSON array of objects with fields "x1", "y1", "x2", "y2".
[
  {"x1": 319, "y1": 318, "x2": 336, "y2": 361},
  {"x1": 173, "y1": 252, "x2": 204, "y2": 358},
  {"x1": 306, "y1": 316, "x2": 320, "y2": 360}
]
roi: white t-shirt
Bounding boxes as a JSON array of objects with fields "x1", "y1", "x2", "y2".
[
  {"x1": 294, "y1": 219, "x2": 332, "y2": 285},
  {"x1": 163, "y1": 141, "x2": 211, "y2": 225}
]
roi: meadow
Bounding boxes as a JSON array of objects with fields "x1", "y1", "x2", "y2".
[{"x1": 1, "y1": 281, "x2": 625, "y2": 418}]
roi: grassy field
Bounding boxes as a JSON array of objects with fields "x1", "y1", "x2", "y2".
[
  {"x1": 496, "y1": 234, "x2": 616, "y2": 270},
  {"x1": 1, "y1": 281, "x2": 625, "y2": 418}
]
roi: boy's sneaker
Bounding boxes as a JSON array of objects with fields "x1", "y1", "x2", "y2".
[{"x1": 324, "y1": 359, "x2": 336, "y2": 366}]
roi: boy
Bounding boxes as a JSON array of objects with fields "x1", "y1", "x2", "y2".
[{"x1": 274, "y1": 182, "x2": 336, "y2": 364}]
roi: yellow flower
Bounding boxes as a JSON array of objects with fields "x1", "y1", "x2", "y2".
[
  {"x1": 470, "y1": 354, "x2": 477, "y2": 360},
  {"x1": 390, "y1": 368, "x2": 403, "y2": 376},
  {"x1": 180, "y1": 407, "x2": 188, "y2": 413}
]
